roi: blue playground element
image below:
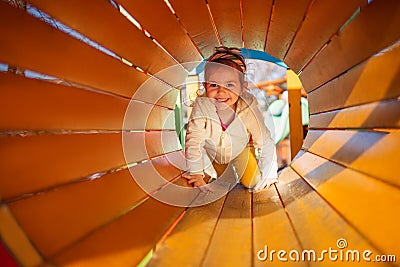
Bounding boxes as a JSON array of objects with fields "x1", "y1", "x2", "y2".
[{"x1": 195, "y1": 48, "x2": 288, "y2": 74}]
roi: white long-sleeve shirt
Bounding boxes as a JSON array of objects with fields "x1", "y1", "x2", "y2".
[{"x1": 185, "y1": 91, "x2": 278, "y2": 180}]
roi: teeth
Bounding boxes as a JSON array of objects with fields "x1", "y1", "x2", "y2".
[{"x1": 217, "y1": 98, "x2": 228, "y2": 102}]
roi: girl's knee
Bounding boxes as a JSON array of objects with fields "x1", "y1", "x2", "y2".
[{"x1": 240, "y1": 172, "x2": 260, "y2": 189}]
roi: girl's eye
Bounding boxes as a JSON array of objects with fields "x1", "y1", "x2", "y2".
[
  {"x1": 209, "y1": 83, "x2": 218, "y2": 88},
  {"x1": 226, "y1": 83, "x2": 235, "y2": 88}
]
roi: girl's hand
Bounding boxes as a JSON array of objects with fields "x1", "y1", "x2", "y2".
[
  {"x1": 182, "y1": 173, "x2": 206, "y2": 187},
  {"x1": 254, "y1": 178, "x2": 278, "y2": 191},
  {"x1": 182, "y1": 173, "x2": 213, "y2": 192}
]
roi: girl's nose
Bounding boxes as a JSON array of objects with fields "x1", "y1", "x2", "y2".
[{"x1": 216, "y1": 86, "x2": 228, "y2": 93}]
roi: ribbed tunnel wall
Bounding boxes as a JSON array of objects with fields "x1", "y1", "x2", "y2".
[{"x1": 0, "y1": 0, "x2": 399, "y2": 266}]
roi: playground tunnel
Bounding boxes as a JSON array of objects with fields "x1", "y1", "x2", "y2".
[{"x1": 0, "y1": 0, "x2": 399, "y2": 266}]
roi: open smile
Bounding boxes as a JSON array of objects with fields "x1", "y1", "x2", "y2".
[{"x1": 216, "y1": 98, "x2": 230, "y2": 103}]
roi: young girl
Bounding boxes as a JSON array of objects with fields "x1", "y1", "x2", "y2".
[{"x1": 183, "y1": 46, "x2": 278, "y2": 191}]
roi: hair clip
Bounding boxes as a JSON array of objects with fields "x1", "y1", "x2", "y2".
[
  {"x1": 215, "y1": 46, "x2": 241, "y2": 55},
  {"x1": 207, "y1": 46, "x2": 246, "y2": 73}
]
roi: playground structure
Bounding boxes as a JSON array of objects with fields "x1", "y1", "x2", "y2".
[
  {"x1": 267, "y1": 90, "x2": 309, "y2": 144},
  {"x1": 0, "y1": 0, "x2": 399, "y2": 266}
]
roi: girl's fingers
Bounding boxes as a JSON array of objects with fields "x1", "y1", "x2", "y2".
[
  {"x1": 192, "y1": 180, "x2": 205, "y2": 186},
  {"x1": 184, "y1": 174, "x2": 214, "y2": 192},
  {"x1": 188, "y1": 178, "x2": 198, "y2": 184},
  {"x1": 267, "y1": 179, "x2": 278, "y2": 188},
  {"x1": 191, "y1": 180, "x2": 208, "y2": 188},
  {"x1": 254, "y1": 178, "x2": 278, "y2": 191},
  {"x1": 182, "y1": 173, "x2": 191, "y2": 179},
  {"x1": 188, "y1": 178, "x2": 205, "y2": 185}
]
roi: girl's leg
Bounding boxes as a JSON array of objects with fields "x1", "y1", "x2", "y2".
[
  {"x1": 212, "y1": 162, "x2": 229, "y2": 177},
  {"x1": 232, "y1": 146, "x2": 261, "y2": 189},
  {"x1": 211, "y1": 161, "x2": 238, "y2": 185}
]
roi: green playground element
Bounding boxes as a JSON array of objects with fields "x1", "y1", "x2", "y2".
[{"x1": 268, "y1": 93, "x2": 309, "y2": 144}]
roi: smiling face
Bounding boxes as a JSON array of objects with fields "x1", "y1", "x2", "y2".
[{"x1": 204, "y1": 65, "x2": 247, "y2": 110}]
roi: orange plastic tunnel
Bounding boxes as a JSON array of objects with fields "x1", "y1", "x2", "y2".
[{"x1": 0, "y1": 0, "x2": 399, "y2": 266}]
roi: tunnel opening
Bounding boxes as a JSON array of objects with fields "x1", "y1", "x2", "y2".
[{"x1": 177, "y1": 53, "x2": 308, "y2": 171}]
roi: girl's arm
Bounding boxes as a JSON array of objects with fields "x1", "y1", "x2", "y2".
[{"x1": 185, "y1": 99, "x2": 207, "y2": 177}]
